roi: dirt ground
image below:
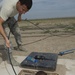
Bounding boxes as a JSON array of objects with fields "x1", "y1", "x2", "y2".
[{"x1": 0, "y1": 18, "x2": 75, "y2": 62}]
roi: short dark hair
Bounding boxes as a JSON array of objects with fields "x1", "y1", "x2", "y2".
[
  {"x1": 35, "y1": 71, "x2": 47, "y2": 75},
  {"x1": 19, "y1": 0, "x2": 32, "y2": 10}
]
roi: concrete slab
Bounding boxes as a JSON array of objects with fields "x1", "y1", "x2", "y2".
[
  {"x1": 18, "y1": 64, "x2": 66, "y2": 75},
  {"x1": 0, "y1": 56, "x2": 75, "y2": 75}
]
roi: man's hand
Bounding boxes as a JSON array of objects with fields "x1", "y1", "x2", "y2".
[{"x1": 5, "y1": 38, "x2": 10, "y2": 48}]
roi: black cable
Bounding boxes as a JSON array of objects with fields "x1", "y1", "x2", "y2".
[
  {"x1": 25, "y1": 19, "x2": 45, "y2": 32},
  {"x1": 7, "y1": 48, "x2": 17, "y2": 75},
  {"x1": 25, "y1": 19, "x2": 75, "y2": 56},
  {"x1": 7, "y1": 20, "x2": 17, "y2": 75},
  {"x1": 20, "y1": 19, "x2": 52, "y2": 46}
]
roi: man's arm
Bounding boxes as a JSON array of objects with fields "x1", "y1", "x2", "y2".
[
  {"x1": 0, "y1": 17, "x2": 10, "y2": 47},
  {"x1": 18, "y1": 13, "x2": 22, "y2": 21}
]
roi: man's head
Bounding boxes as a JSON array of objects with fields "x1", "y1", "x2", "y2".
[{"x1": 17, "y1": 0, "x2": 32, "y2": 14}]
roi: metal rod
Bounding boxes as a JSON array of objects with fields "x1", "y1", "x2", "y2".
[{"x1": 58, "y1": 48, "x2": 75, "y2": 56}]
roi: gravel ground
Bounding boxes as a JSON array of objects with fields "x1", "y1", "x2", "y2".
[{"x1": 0, "y1": 18, "x2": 75, "y2": 64}]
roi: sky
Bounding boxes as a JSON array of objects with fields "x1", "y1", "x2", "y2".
[
  {"x1": 0, "y1": 0, "x2": 75, "y2": 19},
  {"x1": 20, "y1": 0, "x2": 75, "y2": 20}
]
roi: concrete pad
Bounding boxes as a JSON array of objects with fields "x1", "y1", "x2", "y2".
[{"x1": 0, "y1": 56, "x2": 75, "y2": 75}]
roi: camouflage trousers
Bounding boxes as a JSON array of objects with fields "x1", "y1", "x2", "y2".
[{"x1": 2, "y1": 17, "x2": 22, "y2": 52}]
